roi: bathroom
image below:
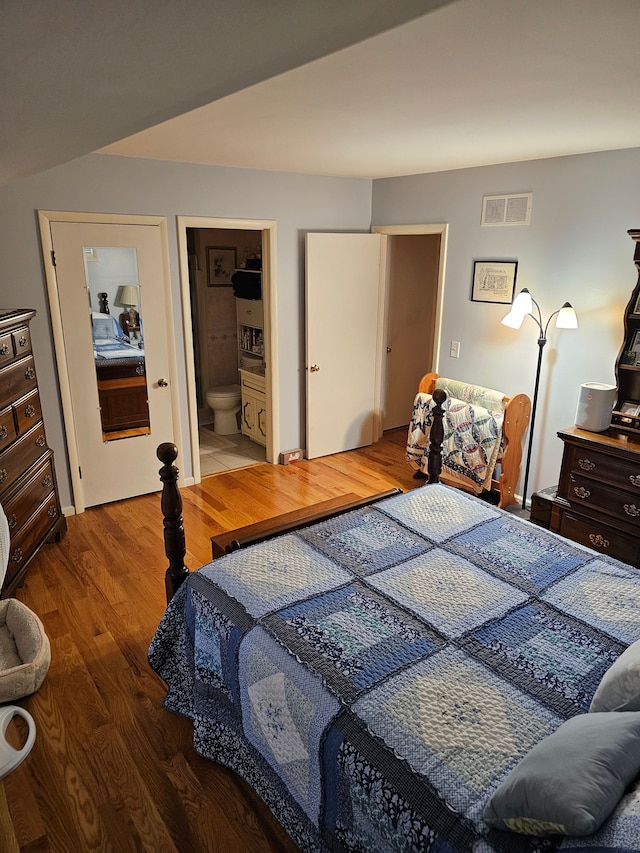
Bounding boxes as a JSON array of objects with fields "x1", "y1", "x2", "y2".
[{"x1": 187, "y1": 226, "x2": 266, "y2": 475}]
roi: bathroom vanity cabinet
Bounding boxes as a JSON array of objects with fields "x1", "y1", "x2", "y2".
[{"x1": 240, "y1": 369, "x2": 267, "y2": 446}]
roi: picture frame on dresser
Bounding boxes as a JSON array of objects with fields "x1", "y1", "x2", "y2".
[{"x1": 0, "y1": 309, "x2": 66, "y2": 596}]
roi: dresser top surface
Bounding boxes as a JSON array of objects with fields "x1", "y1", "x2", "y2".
[
  {"x1": 558, "y1": 425, "x2": 640, "y2": 456},
  {"x1": 0, "y1": 309, "x2": 35, "y2": 330}
]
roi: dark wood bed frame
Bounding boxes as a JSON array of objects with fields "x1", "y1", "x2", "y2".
[{"x1": 157, "y1": 388, "x2": 447, "y2": 603}]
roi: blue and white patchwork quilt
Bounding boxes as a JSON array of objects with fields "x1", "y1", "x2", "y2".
[{"x1": 148, "y1": 484, "x2": 640, "y2": 852}]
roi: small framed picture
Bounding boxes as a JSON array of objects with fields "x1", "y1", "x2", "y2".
[
  {"x1": 619, "y1": 401, "x2": 640, "y2": 417},
  {"x1": 207, "y1": 247, "x2": 236, "y2": 287},
  {"x1": 471, "y1": 260, "x2": 518, "y2": 304}
]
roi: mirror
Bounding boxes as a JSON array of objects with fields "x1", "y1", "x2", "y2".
[{"x1": 83, "y1": 247, "x2": 151, "y2": 440}]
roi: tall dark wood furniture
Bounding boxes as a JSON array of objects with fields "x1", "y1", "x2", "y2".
[
  {"x1": 550, "y1": 427, "x2": 640, "y2": 566},
  {"x1": 0, "y1": 309, "x2": 66, "y2": 595},
  {"x1": 550, "y1": 230, "x2": 640, "y2": 563}
]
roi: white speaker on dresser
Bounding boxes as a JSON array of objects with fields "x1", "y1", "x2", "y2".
[{"x1": 574, "y1": 382, "x2": 617, "y2": 433}]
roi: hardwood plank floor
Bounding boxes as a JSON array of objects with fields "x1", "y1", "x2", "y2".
[{"x1": 1, "y1": 429, "x2": 420, "y2": 852}]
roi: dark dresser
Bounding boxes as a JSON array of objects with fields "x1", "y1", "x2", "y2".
[
  {"x1": 550, "y1": 426, "x2": 640, "y2": 566},
  {"x1": 0, "y1": 309, "x2": 66, "y2": 595}
]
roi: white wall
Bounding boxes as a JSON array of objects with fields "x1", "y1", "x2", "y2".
[
  {"x1": 372, "y1": 147, "x2": 640, "y2": 499},
  {"x1": 0, "y1": 153, "x2": 373, "y2": 507}
]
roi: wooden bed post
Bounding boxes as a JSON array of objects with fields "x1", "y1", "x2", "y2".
[
  {"x1": 427, "y1": 388, "x2": 446, "y2": 483},
  {"x1": 157, "y1": 443, "x2": 189, "y2": 602}
]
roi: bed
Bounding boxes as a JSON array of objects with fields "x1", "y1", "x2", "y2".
[
  {"x1": 91, "y1": 312, "x2": 150, "y2": 433},
  {"x1": 149, "y1": 394, "x2": 640, "y2": 853}
]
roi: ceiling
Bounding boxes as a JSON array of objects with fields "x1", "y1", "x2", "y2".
[
  {"x1": 0, "y1": 0, "x2": 447, "y2": 188},
  {"x1": 3, "y1": 1, "x2": 638, "y2": 188},
  {"x1": 100, "y1": 0, "x2": 640, "y2": 179}
]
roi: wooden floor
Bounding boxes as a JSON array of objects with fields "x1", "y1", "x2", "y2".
[{"x1": 0, "y1": 429, "x2": 421, "y2": 853}]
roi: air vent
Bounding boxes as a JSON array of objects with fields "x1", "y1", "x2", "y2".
[{"x1": 481, "y1": 193, "x2": 532, "y2": 226}]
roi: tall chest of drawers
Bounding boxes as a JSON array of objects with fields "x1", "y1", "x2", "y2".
[
  {"x1": 550, "y1": 426, "x2": 640, "y2": 566},
  {"x1": 0, "y1": 309, "x2": 66, "y2": 595}
]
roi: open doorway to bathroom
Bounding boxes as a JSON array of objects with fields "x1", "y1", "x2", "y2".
[{"x1": 187, "y1": 226, "x2": 267, "y2": 475}]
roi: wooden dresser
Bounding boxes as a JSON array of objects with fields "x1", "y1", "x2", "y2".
[
  {"x1": 0, "y1": 309, "x2": 66, "y2": 595},
  {"x1": 550, "y1": 426, "x2": 640, "y2": 566}
]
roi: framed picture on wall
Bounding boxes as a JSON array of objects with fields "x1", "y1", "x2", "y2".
[
  {"x1": 471, "y1": 260, "x2": 518, "y2": 304},
  {"x1": 207, "y1": 246, "x2": 236, "y2": 286}
]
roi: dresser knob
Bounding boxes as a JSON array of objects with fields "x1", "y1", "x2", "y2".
[
  {"x1": 0, "y1": 426, "x2": 7, "y2": 440},
  {"x1": 630, "y1": 474, "x2": 640, "y2": 487},
  {"x1": 42, "y1": 475, "x2": 52, "y2": 488},
  {"x1": 7, "y1": 514, "x2": 17, "y2": 529},
  {"x1": 24, "y1": 404, "x2": 36, "y2": 418},
  {"x1": 24, "y1": 366, "x2": 35, "y2": 381},
  {"x1": 0, "y1": 344, "x2": 8, "y2": 356},
  {"x1": 47, "y1": 505, "x2": 57, "y2": 518},
  {"x1": 18, "y1": 335, "x2": 27, "y2": 348},
  {"x1": 0, "y1": 469, "x2": 6, "y2": 484},
  {"x1": 578, "y1": 458, "x2": 595, "y2": 471},
  {"x1": 624, "y1": 504, "x2": 640, "y2": 517},
  {"x1": 11, "y1": 548, "x2": 23, "y2": 564},
  {"x1": 573, "y1": 486, "x2": 591, "y2": 499},
  {"x1": 35, "y1": 435, "x2": 45, "y2": 447},
  {"x1": 589, "y1": 533, "x2": 610, "y2": 549}
]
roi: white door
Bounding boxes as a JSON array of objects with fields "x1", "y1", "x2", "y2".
[
  {"x1": 49, "y1": 221, "x2": 176, "y2": 508},
  {"x1": 306, "y1": 233, "x2": 382, "y2": 459}
]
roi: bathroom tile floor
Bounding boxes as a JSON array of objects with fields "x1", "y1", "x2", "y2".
[{"x1": 199, "y1": 425, "x2": 266, "y2": 476}]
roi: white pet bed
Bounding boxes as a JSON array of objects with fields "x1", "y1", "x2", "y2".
[{"x1": 0, "y1": 504, "x2": 50, "y2": 702}]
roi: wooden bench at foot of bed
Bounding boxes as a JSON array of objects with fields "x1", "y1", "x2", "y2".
[{"x1": 417, "y1": 373, "x2": 531, "y2": 510}]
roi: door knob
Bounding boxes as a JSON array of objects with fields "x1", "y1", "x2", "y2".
[
  {"x1": 310, "y1": 364, "x2": 320, "y2": 372},
  {"x1": 157, "y1": 378, "x2": 169, "y2": 387},
  {"x1": 387, "y1": 347, "x2": 392, "y2": 353}
]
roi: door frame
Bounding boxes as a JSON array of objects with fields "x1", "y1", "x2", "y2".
[
  {"x1": 372, "y1": 223, "x2": 448, "y2": 436},
  {"x1": 176, "y1": 216, "x2": 278, "y2": 483},
  {"x1": 38, "y1": 210, "x2": 181, "y2": 514}
]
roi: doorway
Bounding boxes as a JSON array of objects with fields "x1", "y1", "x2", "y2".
[{"x1": 177, "y1": 216, "x2": 278, "y2": 484}]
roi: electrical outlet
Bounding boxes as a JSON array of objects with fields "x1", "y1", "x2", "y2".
[{"x1": 450, "y1": 340, "x2": 461, "y2": 358}]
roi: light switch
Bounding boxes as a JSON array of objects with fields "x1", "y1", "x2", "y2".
[{"x1": 450, "y1": 340, "x2": 460, "y2": 358}]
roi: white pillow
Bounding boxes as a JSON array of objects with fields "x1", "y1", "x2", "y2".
[{"x1": 590, "y1": 639, "x2": 640, "y2": 712}]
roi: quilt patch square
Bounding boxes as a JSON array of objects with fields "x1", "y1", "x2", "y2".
[
  {"x1": 378, "y1": 484, "x2": 500, "y2": 543},
  {"x1": 461, "y1": 601, "x2": 625, "y2": 718},
  {"x1": 263, "y1": 582, "x2": 445, "y2": 702},
  {"x1": 542, "y1": 559, "x2": 640, "y2": 644},
  {"x1": 239, "y1": 626, "x2": 341, "y2": 824},
  {"x1": 198, "y1": 535, "x2": 352, "y2": 618},
  {"x1": 298, "y1": 507, "x2": 431, "y2": 576},
  {"x1": 365, "y1": 549, "x2": 527, "y2": 638},
  {"x1": 353, "y1": 647, "x2": 562, "y2": 820},
  {"x1": 448, "y1": 517, "x2": 589, "y2": 593}
]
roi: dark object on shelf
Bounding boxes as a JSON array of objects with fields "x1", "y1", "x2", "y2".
[
  {"x1": 612, "y1": 230, "x2": 640, "y2": 432},
  {"x1": 530, "y1": 485, "x2": 557, "y2": 528},
  {"x1": 0, "y1": 309, "x2": 66, "y2": 596},
  {"x1": 231, "y1": 270, "x2": 262, "y2": 300}
]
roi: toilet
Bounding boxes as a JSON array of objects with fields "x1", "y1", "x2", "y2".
[{"x1": 206, "y1": 384, "x2": 242, "y2": 435}]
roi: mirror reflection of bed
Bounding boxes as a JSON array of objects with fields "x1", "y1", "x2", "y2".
[{"x1": 91, "y1": 312, "x2": 150, "y2": 440}]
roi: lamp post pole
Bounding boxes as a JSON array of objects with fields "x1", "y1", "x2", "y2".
[{"x1": 521, "y1": 333, "x2": 546, "y2": 510}]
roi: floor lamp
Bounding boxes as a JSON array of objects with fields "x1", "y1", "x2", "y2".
[{"x1": 501, "y1": 288, "x2": 578, "y2": 510}]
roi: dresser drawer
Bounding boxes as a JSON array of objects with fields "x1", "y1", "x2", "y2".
[
  {"x1": 558, "y1": 509, "x2": 640, "y2": 566},
  {"x1": 567, "y1": 473, "x2": 640, "y2": 528},
  {"x1": 0, "y1": 333, "x2": 13, "y2": 366},
  {"x1": 12, "y1": 325, "x2": 32, "y2": 358},
  {"x1": 4, "y1": 493, "x2": 61, "y2": 589},
  {"x1": 0, "y1": 405, "x2": 17, "y2": 452},
  {"x1": 3, "y1": 457, "x2": 55, "y2": 538},
  {"x1": 564, "y1": 444, "x2": 640, "y2": 493},
  {"x1": 0, "y1": 356, "x2": 37, "y2": 411},
  {"x1": 14, "y1": 389, "x2": 42, "y2": 435},
  {"x1": 236, "y1": 298, "x2": 263, "y2": 327},
  {"x1": 0, "y1": 422, "x2": 48, "y2": 498}
]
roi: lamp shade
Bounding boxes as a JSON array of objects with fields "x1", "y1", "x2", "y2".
[
  {"x1": 555, "y1": 302, "x2": 578, "y2": 329},
  {"x1": 116, "y1": 285, "x2": 139, "y2": 308},
  {"x1": 501, "y1": 288, "x2": 532, "y2": 329}
]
